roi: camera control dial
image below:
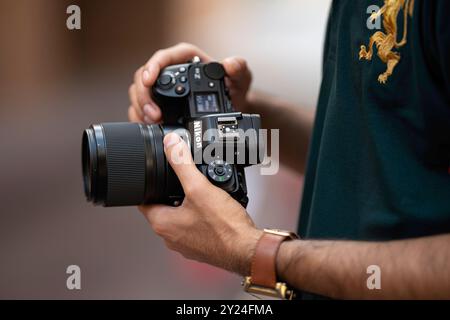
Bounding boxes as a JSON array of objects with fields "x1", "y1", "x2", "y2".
[
  {"x1": 207, "y1": 159, "x2": 233, "y2": 183},
  {"x1": 204, "y1": 62, "x2": 225, "y2": 80},
  {"x1": 157, "y1": 73, "x2": 175, "y2": 89}
]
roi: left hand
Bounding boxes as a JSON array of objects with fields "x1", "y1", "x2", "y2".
[{"x1": 138, "y1": 132, "x2": 263, "y2": 275}]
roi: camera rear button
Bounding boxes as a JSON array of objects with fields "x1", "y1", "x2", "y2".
[
  {"x1": 180, "y1": 76, "x2": 187, "y2": 83},
  {"x1": 215, "y1": 166, "x2": 225, "y2": 176},
  {"x1": 175, "y1": 85, "x2": 186, "y2": 95}
]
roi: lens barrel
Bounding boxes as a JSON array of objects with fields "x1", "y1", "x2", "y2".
[{"x1": 82, "y1": 122, "x2": 181, "y2": 207}]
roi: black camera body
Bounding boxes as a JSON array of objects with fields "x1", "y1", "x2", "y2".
[
  {"x1": 152, "y1": 60, "x2": 262, "y2": 207},
  {"x1": 82, "y1": 59, "x2": 263, "y2": 208},
  {"x1": 152, "y1": 60, "x2": 233, "y2": 124}
]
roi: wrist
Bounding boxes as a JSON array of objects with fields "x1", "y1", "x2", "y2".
[
  {"x1": 234, "y1": 228, "x2": 264, "y2": 276},
  {"x1": 243, "y1": 229, "x2": 299, "y2": 299},
  {"x1": 276, "y1": 239, "x2": 306, "y2": 283}
]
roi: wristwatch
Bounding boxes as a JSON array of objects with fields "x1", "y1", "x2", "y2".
[{"x1": 243, "y1": 229, "x2": 298, "y2": 300}]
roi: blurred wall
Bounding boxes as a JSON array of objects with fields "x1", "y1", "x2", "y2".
[{"x1": 0, "y1": 0, "x2": 330, "y2": 299}]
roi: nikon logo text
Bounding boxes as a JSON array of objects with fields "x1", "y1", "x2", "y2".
[{"x1": 193, "y1": 121, "x2": 202, "y2": 150}]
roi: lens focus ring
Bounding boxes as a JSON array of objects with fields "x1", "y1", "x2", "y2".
[{"x1": 102, "y1": 123, "x2": 146, "y2": 206}]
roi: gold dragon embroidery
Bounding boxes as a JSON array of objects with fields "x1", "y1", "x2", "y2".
[{"x1": 359, "y1": 0, "x2": 415, "y2": 84}]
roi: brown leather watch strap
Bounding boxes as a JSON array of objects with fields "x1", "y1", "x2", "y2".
[{"x1": 250, "y1": 232, "x2": 288, "y2": 288}]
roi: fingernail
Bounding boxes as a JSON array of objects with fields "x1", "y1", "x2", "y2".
[
  {"x1": 164, "y1": 133, "x2": 180, "y2": 148},
  {"x1": 142, "y1": 69, "x2": 150, "y2": 82}
]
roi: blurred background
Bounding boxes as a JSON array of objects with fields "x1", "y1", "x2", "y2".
[{"x1": 0, "y1": 0, "x2": 330, "y2": 299}]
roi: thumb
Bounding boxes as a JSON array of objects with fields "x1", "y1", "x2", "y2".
[{"x1": 163, "y1": 132, "x2": 206, "y2": 190}]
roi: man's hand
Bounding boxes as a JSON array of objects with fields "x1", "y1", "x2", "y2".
[
  {"x1": 128, "y1": 42, "x2": 252, "y2": 124},
  {"x1": 139, "y1": 132, "x2": 263, "y2": 275},
  {"x1": 130, "y1": 43, "x2": 259, "y2": 274}
]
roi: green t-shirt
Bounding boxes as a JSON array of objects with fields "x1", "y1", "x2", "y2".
[{"x1": 298, "y1": 0, "x2": 450, "y2": 242}]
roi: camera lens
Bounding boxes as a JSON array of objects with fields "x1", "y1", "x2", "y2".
[{"x1": 81, "y1": 122, "x2": 183, "y2": 207}]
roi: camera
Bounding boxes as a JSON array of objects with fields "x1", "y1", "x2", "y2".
[{"x1": 82, "y1": 58, "x2": 264, "y2": 207}]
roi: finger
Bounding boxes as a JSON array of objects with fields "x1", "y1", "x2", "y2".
[
  {"x1": 222, "y1": 56, "x2": 251, "y2": 85},
  {"x1": 138, "y1": 204, "x2": 177, "y2": 236},
  {"x1": 142, "y1": 43, "x2": 213, "y2": 87},
  {"x1": 128, "y1": 84, "x2": 144, "y2": 119},
  {"x1": 163, "y1": 132, "x2": 208, "y2": 194},
  {"x1": 134, "y1": 66, "x2": 152, "y2": 107},
  {"x1": 128, "y1": 106, "x2": 142, "y2": 123},
  {"x1": 132, "y1": 69, "x2": 162, "y2": 123},
  {"x1": 142, "y1": 102, "x2": 162, "y2": 124},
  {"x1": 222, "y1": 57, "x2": 246, "y2": 78},
  {"x1": 224, "y1": 77, "x2": 244, "y2": 100}
]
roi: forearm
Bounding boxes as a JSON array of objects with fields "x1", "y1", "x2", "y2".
[
  {"x1": 245, "y1": 90, "x2": 315, "y2": 174},
  {"x1": 276, "y1": 234, "x2": 450, "y2": 299}
]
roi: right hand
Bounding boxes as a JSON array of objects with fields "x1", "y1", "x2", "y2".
[{"x1": 128, "y1": 42, "x2": 253, "y2": 124}]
